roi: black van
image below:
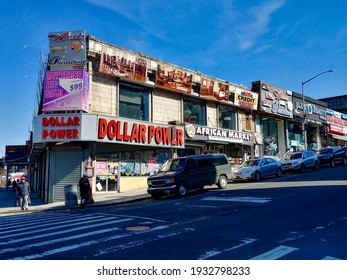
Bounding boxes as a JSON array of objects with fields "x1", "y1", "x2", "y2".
[{"x1": 147, "y1": 154, "x2": 232, "y2": 198}]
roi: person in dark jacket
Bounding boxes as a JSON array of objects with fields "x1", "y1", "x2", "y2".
[
  {"x1": 12, "y1": 179, "x2": 20, "y2": 207},
  {"x1": 79, "y1": 172, "x2": 90, "y2": 209},
  {"x1": 19, "y1": 175, "x2": 30, "y2": 210}
]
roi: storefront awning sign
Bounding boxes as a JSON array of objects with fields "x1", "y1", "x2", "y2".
[{"x1": 186, "y1": 125, "x2": 253, "y2": 145}]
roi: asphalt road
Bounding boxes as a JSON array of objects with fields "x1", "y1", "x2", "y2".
[{"x1": 1, "y1": 164, "x2": 347, "y2": 260}]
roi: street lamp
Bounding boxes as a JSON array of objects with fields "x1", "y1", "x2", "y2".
[{"x1": 302, "y1": 69, "x2": 335, "y2": 150}]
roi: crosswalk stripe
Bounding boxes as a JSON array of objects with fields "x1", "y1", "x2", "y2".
[
  {"x1": 10, "y1": 225, "x2": 168, "y2": 260},
  {"x1": 202, "y1": 196, "x2": 271, "y2": 203},
  {"x1": 0, "y1": 213, "x2": 82, "y2": 228},
  {"x1": 0, "y1": 215, "x2": 117, "y2": 239},
  {"x1": 0, "y1": 218, "x2": 133, "y2": 245},
  {"x1": 0, "y1": 214, "x2": 98, "y2": 235},
  {"x1": 0, "y1": 228, "x2": 127, "y2": 255},
  {"x1": 250, "y1": 245, "x2": 298, "y2": 260}
]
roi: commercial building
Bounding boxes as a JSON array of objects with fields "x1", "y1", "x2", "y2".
[{"x1": 29, "y1": 30, "x2": 260, "y2": 203}]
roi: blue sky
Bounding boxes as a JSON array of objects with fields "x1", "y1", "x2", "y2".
[{"x1": 1, "y1": 0, "x2": 346, "y2": 157}]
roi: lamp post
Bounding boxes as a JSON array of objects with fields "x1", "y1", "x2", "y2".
[{"x1": 301, "y1": 69, "x2": 335, "y2": 150}]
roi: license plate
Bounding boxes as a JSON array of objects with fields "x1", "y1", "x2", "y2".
[
  {"x1": 164, "y1": 190, "x2": 171, "y2": 194},
  {"x1": 235, "y1": 176, "x2": 241, "y2": 179}
]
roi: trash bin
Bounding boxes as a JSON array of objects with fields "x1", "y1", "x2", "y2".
[{"x1": 64, "y1": 184, "x2": 78, "y2": 206}]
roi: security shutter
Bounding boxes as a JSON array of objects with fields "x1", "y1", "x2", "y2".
[{"x1": 53, "y1": 150, "x2": 83, "y2": 202}]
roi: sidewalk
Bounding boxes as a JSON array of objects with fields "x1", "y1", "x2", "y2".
[{"x1": 0, "y1": 186, "x2": 150, "y2": 215}]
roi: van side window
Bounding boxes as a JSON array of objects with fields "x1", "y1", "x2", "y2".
[
  {"x1": 196, "y1": 158, "x2": 212, "y2": 168},
  {"x1": 185, "y1": 159, "x2": 196, "y2": 170},
  {"x1": 212, "y1": 156, "x2": 228, "y2": 166}
]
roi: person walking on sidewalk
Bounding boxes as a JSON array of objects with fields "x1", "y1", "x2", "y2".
[
  {"x1": 6, "y1": 177, "x2": 12, "y2": 192},
  {"x1": 19, "y1": 175, "x2": 30, "y2": 210},
  {"x1": 12, "y1": 178, "x2": 20, "y2": 207},
  {"x1": 79, "y1": 172, "x2": 90, "y2": 210}
]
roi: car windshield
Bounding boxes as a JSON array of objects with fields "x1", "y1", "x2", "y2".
[
  {"x1": 317, "y1": 148, "x2": 332, "y2": 155},
  {"x1": 242, "y1": 159, "x2": 260, "y2": 167},
  {"x1": 160, "y1": 158, "x2": 186, "y2": 172},
  {"x1": 285, "y1": 153, "x2": 302, "y2": 160}
]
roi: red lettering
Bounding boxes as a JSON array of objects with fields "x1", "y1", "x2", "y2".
[
  {"x1": 130, "y1": 124, "x2": 139, "y2": 142},
  {"x1": 42, "y1": 130, "x2": 49, "y2": 138},
  {"x1": 123, "y1": 122, "x2": 131, "y2": 141},
  {"x1": 98, "y1": 118, "x2": 107, "y2": 139},
  {"x1": 148, "y1": 125, "x2": 155, "y2": 143},
  {"x1": 107, "y1": 120, "x2": 117, "y2": 140},
  {"x1": 116, "y1": 121, "x2": 123, "y2": 141},
  {"x1": 162, "y1": 127, "x2": 170, "y2": 145},
  {"x1": 176, "y1": 129, "x2": 183, "y2": 146},
  {"x1": 139, "y1": 124, "x2": 146, "y2": 143},
  {"x1": 42, "y1": 117, "x2": 49, "y2": 127},
  {"x1": 155, "y1": 127, "x2": 162, "y2": 144},
  {"x1": 74, "y1": 116, "x2": 80, "y2": 126},
  {"x1": 72, "y1": 129, "x2": 79, "y2": 138}
]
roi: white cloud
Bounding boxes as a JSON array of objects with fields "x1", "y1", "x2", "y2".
[{"x1": 235, "y1": 0, "x2": 286, "y2": 51}]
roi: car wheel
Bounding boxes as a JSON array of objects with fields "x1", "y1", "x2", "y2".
[
  {"x1": 254, "y1": 171, "x2": 261, "y2": 182},
  {"x1": 344, "y1": 158, "x2": 347, "y2": 165},
  {"x1": 276, "y1": 168, "x2": 282, "y2": 177},
  {"x1": 217, "y1": 175, "x2": 228, "y2": 189},
  {"x1": 176, "y1": 184, "x2": 187, "y2": 197},
  {"x1": 330, "y1": 159, "x2": 335, "y2": 167},
  {"x1": 300, "y1": 164, "x2": 305, "y2": 173},
  {"x1": 314, "y1": 161, "x2": 319, "y2": 170}
]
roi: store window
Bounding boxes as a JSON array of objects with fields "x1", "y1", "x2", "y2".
[
  {"x1": 288, "y1": 121, "x2": 303, "y2": 150},
  {"x1": 183, "y1": 98, "x2": 206, "y2": 125},
  {"x1": 95, "y1": 149, "x2": 172, "y2": 192},
  {"x1": 219, "y1": 106, "x2": 237, "y2": 129},
  {"x1": 119, "y1": 84, "x2": 149, "y2": 121},
  {"x1": 262, "y1": 118, "x2": 278, "y2": 156}
]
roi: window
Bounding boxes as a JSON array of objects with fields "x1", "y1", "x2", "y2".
[
  {"x1": 219, "y1": 106, "x2": 237, "y2": 129},
  {"x1": 119, "y1": 84, "x2": 149, "y2": 121},
  {"x1": 183, "y1": 98, "x2": 206, "y2": 125}
]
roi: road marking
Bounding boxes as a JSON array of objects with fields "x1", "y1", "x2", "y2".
[
  {"x1": 0, "y1": 215, "x2": 118, "y2": 239},
  {"x1": 199, "y1": 238, "x2": 257, "y2": 260},
  {"x1": 0, "y1": 214, "x2": 103, "y2": 236},
  {"x1": 9, "y1": 225, "x2": 168, "y2": 260},
  {"x1": 93, "y1": 228, "x2": 194, "y2": 257},
  {"x1": 202, "y1": 196, "x2": 271, "y2": 203},
  {"x1": 0, "y1": 218, "x2": 133, "y2": 245},
  {"x1": 250, "y1": 245, "x2": 298, "y2": 260}
]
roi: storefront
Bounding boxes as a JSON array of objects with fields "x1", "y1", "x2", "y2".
[
  {"x1": 252, "y1": 81, "x2": 293, "y2": 158},
  {"x1": 290, "y1": 93, "x2": 327, "y2": 151},
  {"x1": 32, "y1": 114, "x2": 185, "y2": 202},
  {"x1": 325, "y1": 109, "x2": 347, "y2": 146},
  {"x1": 184, "y1": 124, "x2": 260, "y2": 166}
]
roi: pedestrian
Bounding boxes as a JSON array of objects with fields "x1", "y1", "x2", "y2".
[
  {"x1": 12, "y1": 178, "x2": 20, "y2": 207},
  {"x1": 79, "y1": 172, "x2": 90, "y2": 210},
  {"x1": 6, "y1": 176, "x2": 11, "y2": 192},
  {"x1": 19, "y1": 175, "x2": 30, "y2": 210}
]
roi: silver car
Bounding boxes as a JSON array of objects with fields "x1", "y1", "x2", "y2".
[
  {"x1": 282, "y1": 150, "x2": 319, "y2": 173},
  {"x1": 232, "y1": 157, "x2": 284, "y2": 182}
]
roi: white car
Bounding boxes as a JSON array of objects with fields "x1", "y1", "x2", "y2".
[{"x1": 282, "y1": 151, "x2": 319, "y2": 173}]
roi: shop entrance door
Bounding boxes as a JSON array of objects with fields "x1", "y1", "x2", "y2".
[{"x1": 95, "y1": 160, "x2": 118, "y2": 192}]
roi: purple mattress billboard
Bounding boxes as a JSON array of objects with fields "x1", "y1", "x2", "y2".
[{"x1": 43, "y1": 70, "x2": 89, "y2": 112}]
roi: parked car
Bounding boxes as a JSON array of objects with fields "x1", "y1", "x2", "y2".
[
  {"x1": 340, "y1": 146, "x2": 347, "y2": 156},
  {"x1": 282, "y1": 150, "x2": 319, "y2": 173},
  {"x1": 147, "y1": 154, "x2": 232, "y2": 198},
  {"x1": 316, "y1": 147, "x2": 347, "y2": 167},
  {"x1": 232, "y1": 157, "x2": 284, "y2": 182}
]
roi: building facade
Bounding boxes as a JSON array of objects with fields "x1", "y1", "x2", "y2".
[{"x1": 30, "y1": 31, "x2": 262, "y2": 203}]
